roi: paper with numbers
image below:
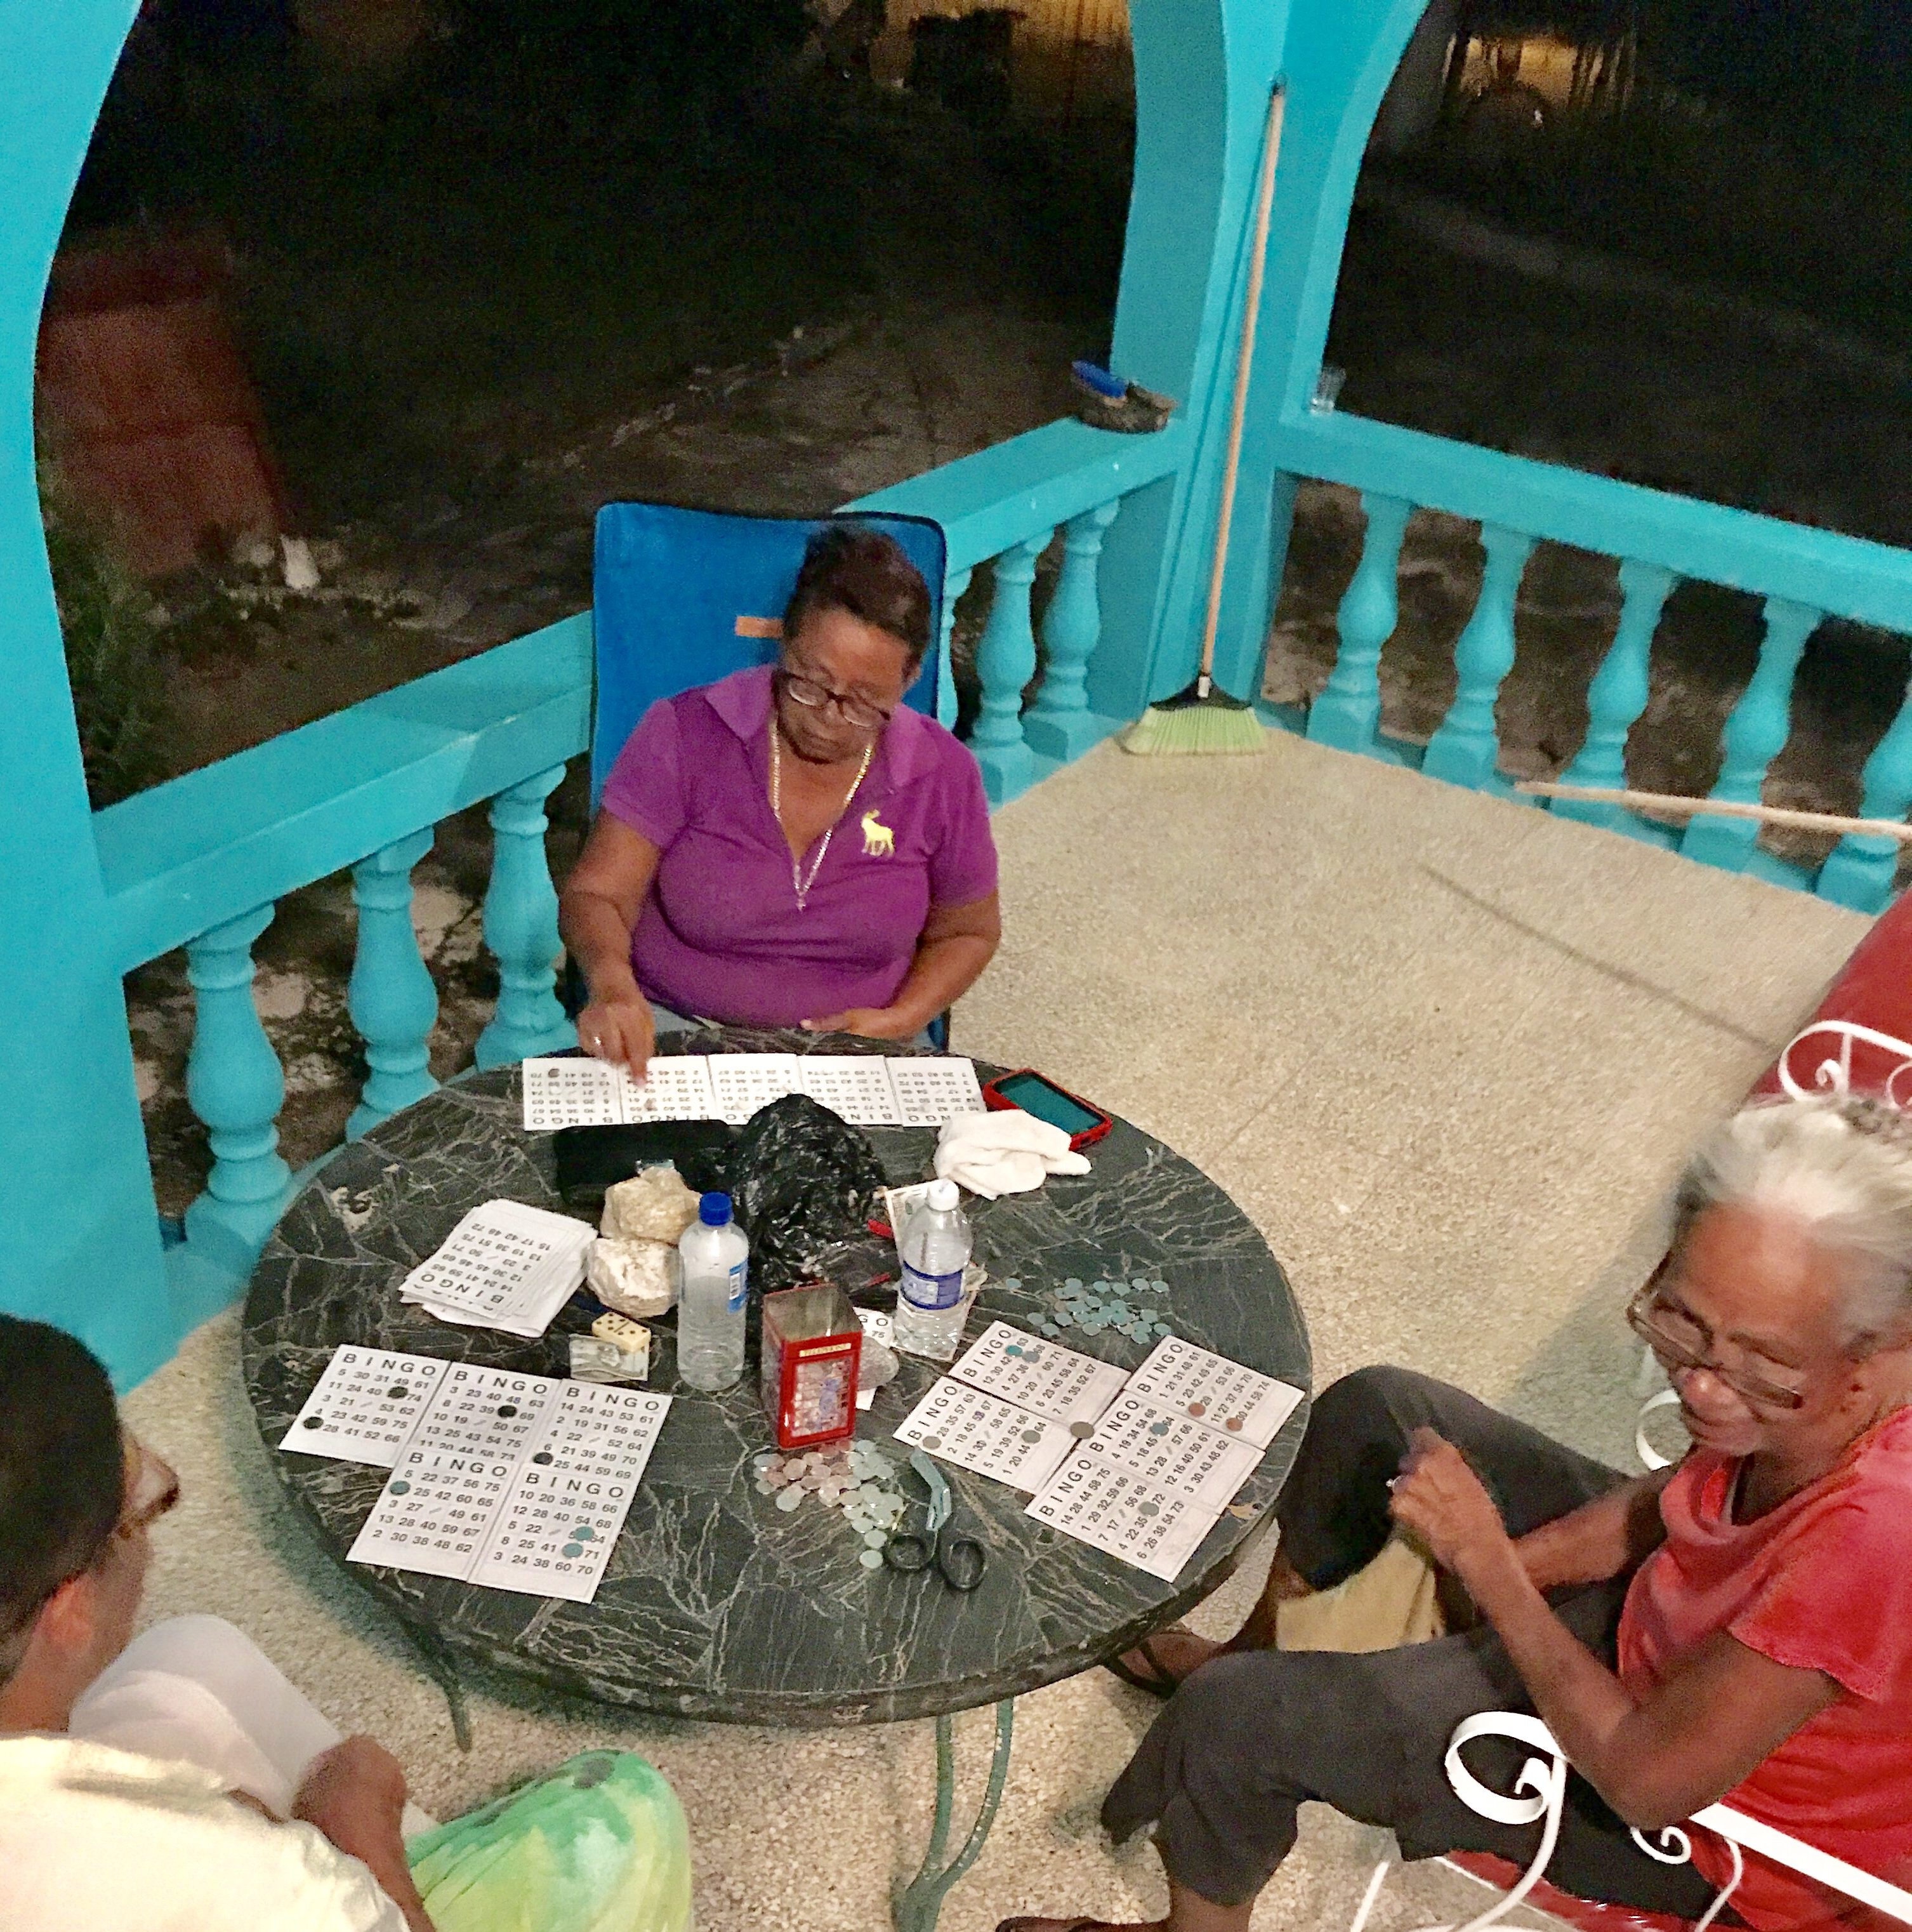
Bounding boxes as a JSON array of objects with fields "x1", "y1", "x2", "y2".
[
  {"x1": 705, "y1": 1053, "x2": 804, "y2": 1125},
  {"x1": 885, "y1": 1056, "x2": 987, "y2": 1128},
  {"x1": 1124, "y1": 1336, "x2": 1303, "y2": 1451},
  {"x1": 795, "y1": 1055, "x2": 906, "y2": 1126},
  {"x1": 341, "y1": 1360, "x2": 673, "y2": 1601},
  {"x1": 893, "y1": 1377, "x2": 1075, "y2": 1492},
  {"x1": 949, "y1": 1321, "x2": 1126, "y2": 1429},
  {"x1": 280, "y1": 1348, "x2": 450, "y2": 1467},
  {"x1": 397, "y1": 1199, "x2": 595, "y2": 1339},
  {"x1": 1027, "y1": 1451, "x2": 1219, "y2": 1582},
  {"x1": 1079, "y1": 1389, "x2": 1262, "y2": 1511},
  {"x1": 520, "y1": 1056, "x2": 716, "y2": 1130}
]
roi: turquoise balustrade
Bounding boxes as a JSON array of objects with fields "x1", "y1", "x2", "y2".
[
  {"x1": 970, "y1": 534, "x2": 1050, "y2": 802},
  {"x1": 347, "y1": 829, "x2": 440, "y2": 1139},
  {"x1": 476, "y1": 766, "x2": 573, "y2": 1069},
  {"x1": 1265, "y1": 410, "x2": 1912, "y2": 912},
  {"x1": 1026, "y1": 501, "x2": 1124, "y2": 765}
]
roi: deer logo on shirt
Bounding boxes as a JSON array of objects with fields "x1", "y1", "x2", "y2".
[{"x1": 860, "y1": 810, "x2": 895, "y2": 858}]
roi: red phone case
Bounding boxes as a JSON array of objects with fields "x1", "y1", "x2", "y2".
[{"x1": 980, "y1": 1068, "x2": 1113, "y2": 1152}]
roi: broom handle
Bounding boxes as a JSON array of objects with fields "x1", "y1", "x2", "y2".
[
  {"x1": 1517, "y1": 780, "x2": 1912, "y2": 843},
  {"x1": 1196, "y1": 80, "x2": 1288, "y2": 692}
]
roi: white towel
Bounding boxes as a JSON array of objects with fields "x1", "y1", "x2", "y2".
[{"x1": 932, "y1": 1108, "x2": 1092, "y2": 1199}]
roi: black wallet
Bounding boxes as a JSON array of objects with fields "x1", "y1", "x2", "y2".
[{"x1": 552, "y1": 1121, "x2": 735, "y2": 1206}]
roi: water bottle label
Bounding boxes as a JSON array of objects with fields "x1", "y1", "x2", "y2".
[
  {"x1": 726, "y1": 1261, "x2": 747, "y2": 1314},
  {"x1": 901, "y1": 1262, "x2": 965, "y2": 1311}
]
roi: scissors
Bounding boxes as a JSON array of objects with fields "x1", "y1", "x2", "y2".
[{"x1": 884, "y1": 1449, "x2": 987, "y2": 1591}]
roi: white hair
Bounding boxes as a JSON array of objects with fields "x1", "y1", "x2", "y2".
[{"x1": 1673, "y1": 1093, "x2": 1912, "y2": 1346}]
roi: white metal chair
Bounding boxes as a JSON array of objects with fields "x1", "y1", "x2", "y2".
[{"x1": 1347, "y1": 1709, "x2": 1912, "y2": 1932}]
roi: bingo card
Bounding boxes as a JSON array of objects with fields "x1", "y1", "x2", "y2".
[
  {"x1": 794, "y1": 1055, "x2": 904, "y2": 1127},
  {"x1": 893, "y1": 1378, "x2": 1075, "y2": 1492},
  {"x1": 280, "y1": 1347, "x2": 449, "y2": 1468},
  {"x1": 405, "y1": 1361, "x2": 560, "y2": 1460},
  {"x1": 1027, "y1": 1451, "x2": 1219, "y2": 1583},
  {"x1": 1124, "y1": 1336, "x2": 1304, "y2": 1450},
  {"x1": 520, "y1": 1055, "x2": 716, "y2": 1130},
  {"x1": 705, "y1": 1054, "x2": 804, "y2": 1125},
  {"x1": 1080, "y1": 1389, "x2": 1263, "y2": 1511},
  {"x1": 397, "y1": 1199, "x2": 592, "y2": 1335},
  {"x1": 885, "y1": 1055, "x2": 987, "y2": 1128},
  {"x1": 950, "y1": 1321, "x2": 1126, "y2": 1429}
]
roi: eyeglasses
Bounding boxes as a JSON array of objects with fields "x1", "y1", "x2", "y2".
[
  {"x1": 117, "y1": 1435, "x2": 180, "y2": 1542},
  {"x1": 1626, "y1": 1281, "x2": 1810, "y2": 1412},
  {"x1": 774, "y1": 665, "x2": 894, "y2": 732}
]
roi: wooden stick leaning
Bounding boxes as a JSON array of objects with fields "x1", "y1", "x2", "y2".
[{"x1": 1516, "y1": 781, "x2": 1912, "y2": 844}]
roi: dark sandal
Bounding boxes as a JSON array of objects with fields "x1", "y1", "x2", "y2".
[
  {"x1": 1104, "y1": 1627, "x2": 1196, "y2": 1698},
  {"x1": 996, "y1": 1919, "x2": 1123, "y2": 1932}
]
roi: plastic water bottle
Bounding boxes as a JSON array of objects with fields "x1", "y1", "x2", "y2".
[
  {"x1": 677, "y1": 1193, "x2": 748, "y2": 1392},
  {"x1": 893, "y1": 1178, "x2": 972, "y2": 1359}
]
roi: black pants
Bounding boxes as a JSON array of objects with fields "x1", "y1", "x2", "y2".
[{"x1": 1102, "y1": 1366, "x2": 1724, "y2": 1916}]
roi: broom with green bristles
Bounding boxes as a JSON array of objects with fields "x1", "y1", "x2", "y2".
[{"x1": 1121, "y1": 79, "x2": 1288, "y2": 758}]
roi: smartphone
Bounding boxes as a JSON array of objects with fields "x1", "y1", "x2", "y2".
[{"x1": 981, "y1": 1068, "x2": 1113, "y2": 1151}]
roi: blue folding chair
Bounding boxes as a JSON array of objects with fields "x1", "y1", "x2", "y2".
[{"x1": 584, "y1": 502, "x2": 953, "y2": 1049}]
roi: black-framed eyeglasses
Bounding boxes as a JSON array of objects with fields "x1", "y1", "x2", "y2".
[
  {"x1": 774, "y1": 665, "x2": 894, "y2": 732},
  {"x1": 1626, "y1": 1280, "x2": 1810, "y2": 1412}
]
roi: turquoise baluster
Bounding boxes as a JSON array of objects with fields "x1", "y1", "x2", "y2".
[
  {"x1": 1422, "y1": 522, "x2": 1537, "y2": 791},
  {"x1": 1682, "y1": 597, "x2": 1821, "y2": 873},
  {"x1": 935, "y1": 567, "x2": 971, "y2": 732},
  {"x1": 347, "y1": 829, "x2": 440, "y2": 1138},
  {"x1": 1307, "y1": 493, "x2": 1412, "y2": 756},
  {"x1": 1817, "y1": 666, "x2": 1912, "y2": 913},
  {"x1": 1025, "y1": 500, "x2": 1121, "y2": 764},
  {"x1": 182, "y1": 904, "x2": 293, "y2": 1276},
  {"x1": 475, "y1": 766, "x2": 576, "y2": 1069},
  {"x1": 1552, "y1": 559, "x2": 1677, "y2": 838},
  {"x1": 969, "y1": 533, "x2": 1051, "y2": 805}
]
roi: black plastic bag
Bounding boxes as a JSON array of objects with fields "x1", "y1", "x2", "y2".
[{"x1": 725, "y1": 1094, "x2": 885, "y2": 1290}]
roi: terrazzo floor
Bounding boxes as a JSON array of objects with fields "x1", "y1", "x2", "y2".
[{"x1": 124, "y1": 730, "x2": 1868, "y2": 1932}]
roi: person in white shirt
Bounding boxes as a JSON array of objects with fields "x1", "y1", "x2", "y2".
[{"x1": 0, "y1": 1314, "x2": 692, "y2": 1932}]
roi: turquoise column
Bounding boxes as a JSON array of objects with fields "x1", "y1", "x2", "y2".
[
  {"x1": 0, "y1": 0, "x2": 176, "y2": 1382},
  {"x1": 1307, "y1": 492, "x2": 1410, "y2": 755},
  {"x1": 969, "y1": 535, "x2": 1050, "y2": 805},
  {"x1": 1422, "y1": 522, "x2": 1536, "y2": 791},
  {"x1": 935, "y1": 568, "x2": 972, "y2": 733},
  {"x1": 476, "y1": 767, "x2": 575, "y2": 1069},
  {"x1": 1682, "y1": 598, "x2": 1821, "y2": 873},
  {"x1": 1817, "y1": 674, "x2": 1912, "y2": 913},
  {"x1": 182, "y1": 906, "x2": 294, "y2": 1277},
  {"x1": 1025, "y1": 501, "x2": 1121, "y2": 763},
  {"x1": 348, "y1": 829, "x2": 440, "y2": 1137},
  {"x1": 1552, "y1": 559, "x2": 1677, "y2": 838}
]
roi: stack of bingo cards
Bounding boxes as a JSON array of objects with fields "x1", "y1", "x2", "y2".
[
  {"x1": 397, "y1": 1200, "x2": 594, "y2": 1339},
  {"x1": 281, "y1": 1351, "x2": 673, "y2": 1603}
]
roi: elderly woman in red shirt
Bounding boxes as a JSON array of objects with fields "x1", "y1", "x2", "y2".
[{"x1": 1002, "y1": 1093, "x2": 1912, "y2": 1932}]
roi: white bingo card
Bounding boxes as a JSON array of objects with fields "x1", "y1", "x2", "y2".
[
  {"x1": 796, "y1": 1055, "x2": 904, "y2": 1127},
  {"x1": 1081, "y1": 1390, "x2": 1263, "y2": 1511},
  {"x1": 470, "y1": 1386, "x2": 671, "y2": 1601},
  {"x1": 885, "y1": 1056, "x2": 988, "y2": 1128},
  {"x1": 280, "y1": 1348, "x2": 449, "y2": 1468},
  {"x1": 893, "y1": 1378, "x2": 1075, "y2": 1493},
  {"x1": 349, "y1": 1444, "x2": 519, "y2": 1580},
  {"x1": 1124, "y1": 1336, "x2": 1305, "y2": 1451},
  {"x1": 706, "y1": 1054, "x2": 803, "y2": 1125},
  {"x1": 950, "y1": 1321, "x2": 1126, "y2": 1429},
  {"x1": 398, "y1": 1200, "x2": 591, "y2": 1332},
  {"x1": 520, "y1": 1056, "x2": 718, "y2": 1130},
  {"x1": 1027, "y1": 1451, "x2": 1219, "y2": 1582},
  {"x1": 406, "y1": 1361, "x2": 559, "y2": 1460}
]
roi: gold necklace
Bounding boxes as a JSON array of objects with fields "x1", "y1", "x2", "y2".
[{"x1": 768, "y1": 718, "x2": 874, "y2": 911}]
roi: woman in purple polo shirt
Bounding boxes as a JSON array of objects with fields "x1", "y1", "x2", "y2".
[{"x1": 559, "y1": 526, "x2": 1001, "y2": 1077}]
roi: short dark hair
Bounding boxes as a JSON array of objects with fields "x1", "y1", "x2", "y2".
[
  {"x1": 0, "y1": 1316, "x2": 122, "y2": 1674},
  {"x1": 782, "y1": 523, "x2": 933, "y2": 666}
]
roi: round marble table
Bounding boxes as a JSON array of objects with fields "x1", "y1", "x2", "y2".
[{"x1": 243, "y1": 1031, "x2": 1310, "y2": 1922}]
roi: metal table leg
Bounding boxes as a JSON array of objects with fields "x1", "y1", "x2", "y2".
[
  {"x1": 893, "y1": 1699, "x2": 1016, "y2": 1932},
  {"x1": 402, "y1": 1620, "x2": 473, "y2": 1752}
]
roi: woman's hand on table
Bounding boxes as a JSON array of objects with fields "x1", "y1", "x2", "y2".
[
  {"x1": 577, "y1": 991, "x2": 656, "y2": 1078},
  {"x1": 1388, "y1": 1428, "x2": 1521, "y2": 1592},
  {"x1": 801, "y1": 1007, "x2": 919, "y2": 1040}
]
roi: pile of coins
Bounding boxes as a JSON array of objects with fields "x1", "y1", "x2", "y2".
[
  {"x1": 1005, "y1": 1275, "x2": 1175, "y2": 1345},
  {"x1": 751, "y1": 1439, "x2": 911, "y2": 1570}
]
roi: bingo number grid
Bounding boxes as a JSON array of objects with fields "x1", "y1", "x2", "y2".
[
  {"x1": 949, "y1": 1322, "x2": 1128, "y2": 1427},
  {"x1": 1124, "y1": 1335, "x2": 1305, "y2": 1450},
  {"x1": 282, "y1": 1349, "x2": 673, "y2": 1603},
  {"x1": 893, "y1": 1379, "x2": 1076, "y2": 1493},
  {"x1": 1026, "y1": 1451, "x2": 1216, "y2": 1583},
  {"x1": 1079, "y1": 1390, "x2": 1264, "y2": 1511}
]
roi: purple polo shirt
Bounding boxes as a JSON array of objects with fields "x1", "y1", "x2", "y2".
[{"x1": 600, "y1": 665, "x2": 998, "y2": 1026}]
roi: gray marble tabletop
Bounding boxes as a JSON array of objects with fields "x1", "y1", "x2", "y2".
[{"x1": 242, "y1": 1029, "x2": 1311, "y2": 1726}]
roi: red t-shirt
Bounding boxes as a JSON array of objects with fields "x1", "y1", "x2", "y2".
[{"x1": 1617, "y1": 1405, "x2": 1912, "y2": 1930}]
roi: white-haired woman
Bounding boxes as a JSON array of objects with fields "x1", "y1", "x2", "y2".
[{"x1": 1002, "y1": 1095, "x2": 1912, "y2": 1932}]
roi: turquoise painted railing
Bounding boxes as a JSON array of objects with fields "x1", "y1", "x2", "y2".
[
  {"x1": 93, "y1": 416, "x2": 1196, "y2": 1314},
  {"x1": 1270, "y1": 411, "x2": 1912, "y2": 914}
]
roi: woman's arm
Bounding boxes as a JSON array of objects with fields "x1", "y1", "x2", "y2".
[
  {"x1": 1514, "y1": 1468, "x2": 1677, "y2": 1591},
  {"x1": 803, "y1": 892, "x2": 1001, "y2": 1039},
  {"x1": 1393, "y1": 1432, "x2": 1840, "y2": 1829},
  {"x1": 557, "y1": 816, "x2": 662, "y2": 1076}
]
